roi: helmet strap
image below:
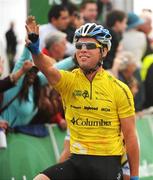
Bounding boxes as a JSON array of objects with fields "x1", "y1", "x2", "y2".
[
  {"x1": 73, "y1": 53, "x2": 103, "y2": 75},
  {"x1": 82, "y1": 61, "x2": 102, "y2": 75}
]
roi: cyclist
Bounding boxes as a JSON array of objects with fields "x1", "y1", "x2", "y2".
[
  {"x1": 59, "y1": 129, "x2": 130, "y2": 180},
  {"x1": 26, "y1": 16, "x2": 139, "y2": 180}
]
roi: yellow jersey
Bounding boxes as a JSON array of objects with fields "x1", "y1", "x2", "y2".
[{"x1": 54, "y1": 68, "x2": 135, "y2": 156}]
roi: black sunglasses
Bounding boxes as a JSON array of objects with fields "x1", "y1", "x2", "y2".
[{"x1": 75, "y1": 42, "x2": 102, "y2": 50}]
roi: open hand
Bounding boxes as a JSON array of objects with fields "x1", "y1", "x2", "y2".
[
  {"x1": 26, "y1": 16, "x2": 39, "y2": 35},
  {"x1": 25, "y1": 16, "x2": 40, "y2": 55},
  {"x1": 25, "y1": 16, "x2": 39, "y2": 44}
]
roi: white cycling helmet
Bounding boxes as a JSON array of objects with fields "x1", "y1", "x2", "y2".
[{"x1": 74, "y1": 23, "x2": 112, "y2": 51}]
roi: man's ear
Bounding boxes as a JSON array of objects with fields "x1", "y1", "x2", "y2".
[{"x1": 101, "y1": 48, "x2": 108, "y2": 58}]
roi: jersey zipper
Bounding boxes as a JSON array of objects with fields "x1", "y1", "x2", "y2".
[{"x1": 90, "y1": 82, "x2": 92, "y2": 99}]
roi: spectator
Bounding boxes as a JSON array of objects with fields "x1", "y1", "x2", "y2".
[
  {"x1": 122, "y1": 12, "x2": 146, "y2": 68},
  {"x1": 117, "y1": 52, "x2": 137, "y2": 85},
  {"x1": 0, "y1": 53, "x2": 41, "y2": 128},
  {"x1": 103, "y1": 9, "x2": 127, "y2": 69},
  {"x1": 141, "y1": 54, "x2": 153, "y2": 108},
  {"x1": 42, "y1": 31, "x2": 67, "y2": 61},
  {"x1": 39, "y1": 4, "x2": 75, "y2": 56},
  {"x1": 97, "y1": 0, "x2": 113, "y2": 24},
  {"x1": 0, "y1": 57, "x2": 34, "y2": 130},
  {"x1": 121, "y1": 12, "x2": 147, "y2": 111},
  {"x1": 64, "y1": 8, "x2": 85, "y2": 43},
  {"x1": 138, "y1": 11, "x2": 153, "y2": 59},
  {"x1": 0, "y1": 57, "x2": 33, "y2": 94},
  {"x1": 5, "y1": 22, "x2": 17, "y2": 72},
  {"x1": 110, "y1": 51, "x2": 141, "y2": 114},
  {"x1": 0, "y1": 45, "x2": 75, "y2": 130},
  {"x1": 80, "y1": 0, "x2": 98, "y2": 23}
]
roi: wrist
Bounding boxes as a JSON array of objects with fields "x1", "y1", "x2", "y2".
[
  {"x1": 19, "y1": 67, "x2": 25, "y2": 75},
  {"x1": 130, "y1": 176, "x2": 139, "y2": 180},
  {"x1": 27, "y1": 33, "x2": 40, "y2": 55},
  {"x1": 9, "y1": 74, "x2": 16, "y2": 83}
]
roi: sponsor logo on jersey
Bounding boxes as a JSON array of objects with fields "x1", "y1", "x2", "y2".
[
  {"x1": 101, "y1": 108, "x2": 110, "y2": 112},
  {"x1": 73, "y1": 90, "x2": 89, "y2": 99},
  {"x1": 84, "y1": 106, "x2": 98, "y2": 111},
  {"x1": 71, "y1": 117, "x2": 111, "y2": 127}
]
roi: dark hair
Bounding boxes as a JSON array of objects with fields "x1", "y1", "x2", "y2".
[
  {"x1": 106, "y1": 10, "x2": 127, "y2": 28},
  {"x1": 80, "y1": 0, "x2": 97, "y2": 10},
  {"x1": 48, "y1": 5, "x2": 68, "y2": 22},
  {"x1": 28, "y1": 66, "x2": 39, "y2": 74},
  {"x1": 66, "y1": 3, "x2": 78, "y2": 16},
  {"x1": 18, "y1": 73, "x2": 41, "y2": 109},
  {"x1": 97, "y1": 0, "x2": 112, "y2": 19}
]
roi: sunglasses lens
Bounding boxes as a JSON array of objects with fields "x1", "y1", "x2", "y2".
[
  {"x1": 86, "y1": 43, "x2": 97, "y2": 49},
  {"x1": 75, "y1": 42, "x2": 82, "y2": 49},
  {"x1": 75, "y1": 42, "x2": 98, "y2": 50}
]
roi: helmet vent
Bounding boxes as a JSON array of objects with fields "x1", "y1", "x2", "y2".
[{"x1": 88, "y1": 25, "x2": 96, "y2": 33}]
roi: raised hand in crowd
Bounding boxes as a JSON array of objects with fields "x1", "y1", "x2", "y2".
[{"x1": 10, "y1": 60, "x2": 33, "y2": 83}]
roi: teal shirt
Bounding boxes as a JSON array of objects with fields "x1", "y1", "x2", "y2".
[{"x1": 0, "y1": 47, "x2": 75, "y2": 127}]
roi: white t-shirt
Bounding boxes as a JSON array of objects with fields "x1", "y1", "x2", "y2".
[
  {"x1": 121, "y1": 29, "x2": 147, "y2": 68},
  {"x1": 39, "y1": 23, "x2": 75, "y2": 56}
]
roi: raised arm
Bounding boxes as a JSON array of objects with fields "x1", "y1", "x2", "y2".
[
  {"x1": 11, "y1": 60, "x2": 33, "y2": 83},
  {"x1": 12, "y1": 47, "x2": 32, "y2": 73},
  {"x1": 25, "y1": 16, "x2": 61, "y2": 86},
  {"x1": 38, "y1": 56, "x2": 76, "y2": 86}
]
